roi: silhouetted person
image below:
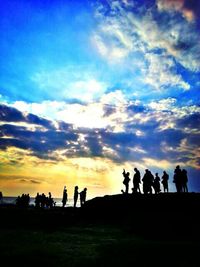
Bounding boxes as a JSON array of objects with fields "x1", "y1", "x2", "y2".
[
  {"x1": 182, "y1": 169, "x2": 188, "y2": 193},
  {"x1": 80, "y1": 188, "x2": 87, "y2": 207},
  {"x1": 16, "y1": 193, "x2": 30, "y2": 207},
  {"x1": 133, "y1": 168, "x2": 141, "y2": 193},
  {"x1": 48, "y1": 192, "x2": 54, "y2": 208},
  {"x1": 35, "y1": 193, "x2": 40, "y2": 208},
  {"x1": 173, "y1": 165, "x2": 182, "y2": 193},
  {"x1": 122, "y1": 169, "x2": 130, "y2": 194},
  {"x1": 41, "y1": 193, "x2": 46, "y2": 208},
  {"x1": 0, "y1": 191, "x2": 3, "y2": 204},
  {"x1": 27, "y1": 194, "x2": 30, "y2": 206},
  {"x1": 161, "y1": 171, "x2": 169, "y2": 193},
  {"x1": 62, "y1": 186, "x2": 68, "y2": 207},
  {"x1": 142, "y1": 169, "x2": 154, "y2": 194},
  {"x1": 16, "y1": 196, "x2": 21, "y2": 206},
  {"x1": 74, "y1": 186, "x2": 79, "y2": 208},
  {"x1": 153, "y1": 173, "x2": 161, "y2": 194}
]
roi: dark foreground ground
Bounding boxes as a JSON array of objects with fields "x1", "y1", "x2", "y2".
[{"x1": 1, "y1": 193, "x2": 200, "y2": 267}]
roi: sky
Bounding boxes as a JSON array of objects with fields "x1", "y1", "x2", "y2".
[{"x1": 0, "y1": 0, "x2": 200, "y2": 198}]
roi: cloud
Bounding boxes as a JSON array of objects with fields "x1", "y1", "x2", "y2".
[
  {"x1": 31, "y1": 67, "x2": 108, "y2": 102},
  {"x1": 143, "y1": 53, "x2": 190, "y2": 90},
  {"x1": 156, "y1": 0, "x2": 198, "y2": 22},
  {"x1": 148, "y1": 98, "x2": 177, "y2": 111},
  {"x1": 92, "y1": 0, "x2": 200, "y2": 81},
  {"x1": 0, "y1": 103, "x2": 57, "y2": 130},
  {"x1": 1, "y1": 96, "x2": 200, "y2": 171}
]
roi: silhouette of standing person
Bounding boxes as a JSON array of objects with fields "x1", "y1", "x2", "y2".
[
  {"x1": 173, "y1": 165, "x2": 182, "y2": 193},
  {"x1": 80, "y1": 188, "x2": 87, "y2": 207},
  {"x1": 62, "y1": 186, "x2": 68, "y2": 207},
  {"x1": 142, "y1": 169, "x2": 148, "y2": 194},
  {"x1": 142, "y1": 169, "x2": 154, "y2": 194},
  {"x1": 0, "y1": 191, "x2": 3, "y2": 204},
  {"x1": 182, "y1": 169, "x2": 188, "y2": 193},
  {"x1": 133, "y1": 168, "x2": 141, "y2": 193},
  {"x1": 161, "y1": 171, "x2": 169, "y2": 193},
  {"x1": 74, "y1": 186, "x2": 79, "y2": 208},
  {"x1": 48, "y1": 192, "x2": 54, "y2": 208},
  {"x1": 153, "y1": 173, "x2": 161, "y2": 194},
  {"x1": 35, "y1": 193, "x2": 40, "y2": 208},
  {"x1": 122, "y1": 169, "x2": 130, "y2": 194}
]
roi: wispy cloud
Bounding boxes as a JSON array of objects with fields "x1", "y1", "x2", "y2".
[
  {"x1": 31, "y1": 66, "x2": 109, "y2": 102},
  {"x1": 92, "y1": 0, "x2": 200, "y2": 95}
]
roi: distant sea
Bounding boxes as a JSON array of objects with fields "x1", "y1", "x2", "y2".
[{"x1": 1, "y1": 196, "x2": 80, "y2": 207}]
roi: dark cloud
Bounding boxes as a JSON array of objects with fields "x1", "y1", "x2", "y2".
[
  {"x1": 0, "y1": 104, "x2": 57, "y2": 130},
  {"x1": 0, "y1": 124, "x2": 78, "y2": 154},
  {"x1": 0, "y1": 104, "x2": 24, "y2": 122},
  {"x1": 103, "y1": 105, "x2": 116, "y2": 117},
  {"x1": 19, "y1": 178, "x2": 41, "y2": 184},
  {"x1": 0, "y1": 104, "x2": 199, "y2": 169},
  {"x1": 26, "y1": 113, "x2": 55, "y2": 130},
  {"x1": 30, "y1": 179, "x2": 41, "y2": 184},
  {"x1": 176, "y1": 112, "x2": 200, "y2": 129},
  {"x1": 0, "y1": 106, "x2": 78, "y2": 158}
]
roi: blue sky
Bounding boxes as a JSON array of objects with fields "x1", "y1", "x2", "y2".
[{"x1": 0, "y1": 0, "x2": 200, "y2": 196}]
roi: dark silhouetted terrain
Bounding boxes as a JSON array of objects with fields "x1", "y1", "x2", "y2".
[{"x1": 0, "y1": 193, "x2": 200, "y2": 266}]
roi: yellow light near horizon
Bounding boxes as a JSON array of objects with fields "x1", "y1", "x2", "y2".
[{"x1": 0, "y1": 147, "x2": 126, "y2": 199}]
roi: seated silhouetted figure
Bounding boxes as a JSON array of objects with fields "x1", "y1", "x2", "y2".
[
  {"x1": 153, "y1": 173, "x2": 161, "y2": 194},
  {"x1": 182, "y1": 169, "x2": 188, "y2": 193},
  {"x1": 122, "y1": 169, "x2": 130, "y2": 194},
  {"x1": 62, "y1": 186, "x2": 68, "y2": 208},
  {"x1": 142, "y1": 169, "x2": 154, "y2": 194},
  {"x1": 161, "y1": 171, "x2": 169, "y2": 193},
  {"x1": 133, "y1": 168, "x2": 141, "y2": 193},
  {"x1": 80, "y1": 188, "x2": 87, "y2": 207},
  {"x1": 173, "y1": 165, "x2": 182, "y2": 193},
  {"x1": 74, "y1": 186, "x2": 79, "y2": 208}
]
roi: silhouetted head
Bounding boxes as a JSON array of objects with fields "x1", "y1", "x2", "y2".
[
  {"x1": 127, "y1": 172, "x2": 130, "y2": 176},
  {"x1": 75, "y1": 186, "x2": 78, "y2": 190},
  {"x1": 163, "y1": 171, "x2": 166, "y2": 174},
  {"x1": 182, "y1": 169, "x2": 187, "y2": 173},
  {"x1": 84, "y1": 188, "x2": 87, "y2": 191},
  {"x1": 176, "y1": 165, "x2": 180, "y2": 169},
  {"x1": 134, "y1": 168, "x2": 137, "y2": 172},
  {"x1": 145, "y1": 169, "x2": 148, "y2": 173},
  {"x1": 155, "y1": 173, "x2": 158, "y2": 176}
]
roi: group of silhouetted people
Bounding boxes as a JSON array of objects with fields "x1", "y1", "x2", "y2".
[
  {"x1": 0, "y1": 165, "x2": 189, "y2": 209},
  {"x1": 16, "y1": 194, "x2": 30, "y2": 207},
  {"x1": 62, "y1": 186, "x2": 87, "y2": 208},
  {"x1": 122, "y1": 166, "x2": 188, "y2": 194},
  {"x1": 173, "y1": 165, "x2": 188, "y2": 193},
  {"x1": 35, "y1": 192, "x2": 56, "y2": 208}
]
